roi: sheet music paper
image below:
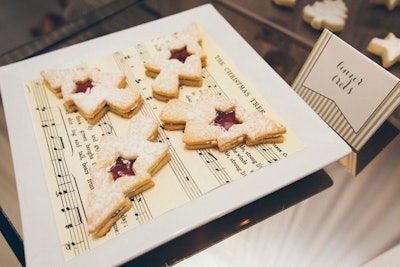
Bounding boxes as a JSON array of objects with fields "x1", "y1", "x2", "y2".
[{"x1": 24, "y1": 27, "x2": 304, "y2": 260}]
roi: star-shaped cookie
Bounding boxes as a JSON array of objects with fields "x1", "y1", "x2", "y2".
[
  {"x1": 41, "y1": 68, "x2": 142, "y2": 124},
  {"x1": 303, "y1": 0, "x2": 348, "y2": 32},
  {"x1": 144, "y1": 22, "x2": 207, "y2": 101},
  {"x1": 367, "y1": 32, "x2": 400, "y2": 68},
  {"x1": 159, "y1": 90, "x2": 287, "y2": 152},
  {"x1": 87, "y1": 114, "x2": 170, "y2": 237}
]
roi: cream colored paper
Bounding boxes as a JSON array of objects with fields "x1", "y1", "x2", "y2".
[{"x1": 25, "y1": 27, "x2": 304, "y2": 260}]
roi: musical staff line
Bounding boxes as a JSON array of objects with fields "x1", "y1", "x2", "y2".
[
  {"x1": 202, "y1": 68, "x2": 228, "y2": 99},
  {"x1": 58, "y1": 110, "x2": 74, "y2": 157},
  {"x1": 130, "y1": 194, "x2": 153, "y2": 224},
  {"x1": 255, "y1": 143, "x2": 281, "y2": 164},
  {"x1": 98, "y1": 114, "x2": 116, "y2": 137},
  {"x1": 32, "y1": 81, "x2": 90, "y2": 255},
  {"x1": 197, "y1": 149, "x2": 232, "y2": 185}
]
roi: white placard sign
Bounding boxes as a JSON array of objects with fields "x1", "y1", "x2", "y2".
[{"x1": 293, "y1": 29, "x2": 400, "y2": 151}]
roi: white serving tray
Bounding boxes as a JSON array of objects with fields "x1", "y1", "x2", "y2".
[{"x1": 0, "y1": 4, "x2": 350, "y2": 266}]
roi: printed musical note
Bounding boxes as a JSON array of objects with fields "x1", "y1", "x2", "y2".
[
  {"x1": 198, "y1": 148, "x2": 232, "y2": 185},
  {"x1": 207, "y1": 152, "x2": 218, "y2": 161},
  {"x1": 42, "y1": 122, "x2": 56, "y2": 128},
  {"x1": 64, "y1": 241, "x2": 78, "y2": 251},
  {"x1": 51, "y1": 158, "x2": 62, "y2": 163},
  {"x1": 98, "y1": 120, "x2": 114, "y2": 136},
  {"x1": 256, "y1": 144, "x2": 281, "y2": 165},
  {"x1": 76, "y1": 208, "x2": 83, "y2": 224},
  {"x1": 56, "y1": 189, "x2": 68, "y2": 197},
  {"x1": 52, "y1": 136, "x2": 65, "y2": 150},
  {"x1": 61, "y1": 207, "x2": 70, "y2": 212}
]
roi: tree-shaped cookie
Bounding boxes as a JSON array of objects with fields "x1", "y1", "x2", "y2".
[
  {"x1": 303, "y1": 0, "x2": 348, "y2": 32},
  {"x1": 144, "y1": 22, "x2": 207, "y2": 101},
  {"x1": 87, "y1": 114, "x2": 170, "y2": 237},
  {"x1": 367, "y1": 32, "x2": 400, "y2": 68},
  {"x1": 159, "y1": 90, "x2": 287, "y2": 152},
  {"x1": 41, "y1": 68, "x2": 143, "y2": 124}
]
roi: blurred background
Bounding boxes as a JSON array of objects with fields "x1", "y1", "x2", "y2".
[
  {"x1": 0, "y1": 0, "x2": 115, "y2": 55},
  {"x1": 1, "y1": 1, "x2": 399, "y2": 266}
]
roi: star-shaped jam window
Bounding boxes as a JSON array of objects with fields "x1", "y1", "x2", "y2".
[
  {"x1": 41, "y1": 68, "x2": 142, "y2": 124},
  {"x1": 159, "y1": 90, "x2": 287, "y2": 152},
  {"x1": 169, "y1": 47, "x2": 192, "y2": 63},
  {"x1": 367, "y1": 32, "x2": 400, "y2": 68},
  {"x1": 86, "y1": 114, "x2": 170, "y2": 237},
  {"x1": 144, "y1": 22, "x2": 207, "y2": 101}
]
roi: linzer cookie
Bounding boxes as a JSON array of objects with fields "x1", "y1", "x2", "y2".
[
  {"x1": 144, "y1": 22, "x2": 207, "y2": 101},
  {"x1": 159, "y1": 90, "x2": 287, "y2": 152},
  {"x1": 87, "y1": 114, "x2": 170, "y2": 237},
  {"x1": 41, "y1": 68, "x2": 142, "y2": 124}
]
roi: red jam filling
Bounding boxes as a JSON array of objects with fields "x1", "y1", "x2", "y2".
[
  {"x1": 75, "y1": 79, "x2": 94, "y2": 93},
  {"x1": 109, "y1": 156, "x2": 135, "y2": 181},
  {"x1": 169, "y1": 47, "x2": 191, "y2": 63},
  {"x1": 213, "y1": 110, "x2": 241, "y2": 131},
  {"x1": 110, "y1": 208, "x2": 122, "y2": 219}
]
